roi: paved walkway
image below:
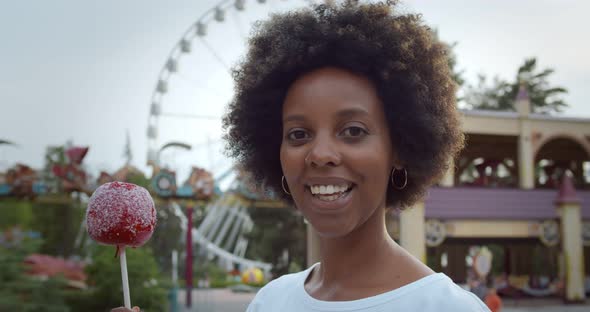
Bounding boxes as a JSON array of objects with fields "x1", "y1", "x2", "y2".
[
  {"x1": 504, "y1": 305, "x2": 588, "y2": 312},
  {"x1": 177, "y1": 289, "x2": 589, "y2": 312},
  {"x1": 503, "y1": 298, "x2": 589, "y2": 312},
  {"x1": 177, "y1": 289, "x2": 254, "y2": 312}
]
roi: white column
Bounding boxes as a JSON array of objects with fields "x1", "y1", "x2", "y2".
[
  {"x1": 516, "y1": 84, "x2": 535, "y2": 189},
  {"x1": 440, "y1": 159, "x2": 455, "y2": 187},
  {"x1": 556, "y1": 202, "x2": 586, "y2": 302},
  {"x1": 518, "y1": 119, "x2": 535, "y2": 189},
  {"x1": 399, "y1": 201, "x2": 426, "y2": 263}
]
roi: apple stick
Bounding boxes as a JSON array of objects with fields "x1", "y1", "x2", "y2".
[{"x1": 119, "y1": 246, "x2": 131, "y2": 309}]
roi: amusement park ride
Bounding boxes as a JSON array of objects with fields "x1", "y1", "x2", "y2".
[
  {"x1": 142, "y1": 0, "x2": 313, "y2": 306},
  {"x1": 0, "y1": 0, "x2": 315, "y2": 308}
]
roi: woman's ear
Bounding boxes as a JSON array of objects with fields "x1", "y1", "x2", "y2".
[{"x1": 389, "y1": 147, "x2": 401, "y2": 170}]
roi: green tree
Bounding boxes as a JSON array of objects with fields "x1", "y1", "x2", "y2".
[
  {"x1": 464, "y1": 57, "x2": 568, "y2": 114},
  {"x1": 0, "y1": 199, "x2": 34, "y2": 230},
  {"x1": 148, "y1": 202, "x2": 183, "y2": 275},
  {"x1": 30, "y1": 198, "x2": 85, "y2": 257},
  {"x1": 0, "y1": 139, "x2": 16, "y2": 146},
  {"x1": 126, "y1": 171, "x2": 151, "y2": 189},
  {"x1": 0, "y1": 239, "x2": 70, "y2": 312},
  {"x1": 245, "y1": 208, "x2": 306, "y2": 277},
  {"x1": 68, "y1": 244, "x2": 167, "y2": 311},
  {"x1": 432, "y1": 29, "x2": 464, "y2": 88},
  {"x1": 463, "y1": 75, "x2": 511, "y2": 111}
]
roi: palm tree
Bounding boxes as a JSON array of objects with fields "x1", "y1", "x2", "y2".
[
  {"x1": 0, "y1": 139, "x2": 16, "y2": 146},
  {"x1": 464, "y1": 57, "x2": 568, "y2": 114}
]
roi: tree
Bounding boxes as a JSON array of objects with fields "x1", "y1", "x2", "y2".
[
  {"x1": 31, "y1": 199, "x2": 85, "y2": 257},
  {"x1": 446, "y1": 41, "x2": 465, "y2": 88},
  {"x1": 147, "y1": 202, "x2": 183, "y2": 275},
  {"x1": 464, "y1": 57, "x2": 568, "y2": 114},
  {"x1": 0, "y1": 139, "x2": 16, "y2": 146},
  {"x1": 463, "y1": 75, "x2": 511, "y2": 111},
  {"x1": 67, "y1": 244, "x2": 167, "y2": 311},
  {"x1": 245, "y1": 207, "x2": 306, "y2": 277},
  {"x1": 0, "y1": 239, "x2": 70, "y2": 312},
  {"x1": 431, "y1": 29, "x2": 465, "y2": 88}
]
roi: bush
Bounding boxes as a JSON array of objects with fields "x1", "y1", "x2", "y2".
[
  {"x1": 30, "y1": 197, "x2": 85, "y2": 257},
  {"x1": 67, "y1": 244, "x2": 167, "y2": 311},
  {"x1": 0, "y1": 199, "x2": 34, "y2": 230},
  {"x1": 0, "y1": 238, "x2": 70, "y2": 312}
]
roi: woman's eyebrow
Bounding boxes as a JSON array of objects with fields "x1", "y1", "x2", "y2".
[
  {"x1": 336, "y1": 107, "x2": 370, "y2": 119},
  {"x1": 283, "y1": 108, "x2": 370, "y2": 123},
  {"x1": 283, "y1": 114, "x2": 306, "y2": 123}
]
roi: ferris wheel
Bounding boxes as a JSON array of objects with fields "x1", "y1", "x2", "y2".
[{"x1": 146, "y1": 0, "x2": 316, "y2": 180}]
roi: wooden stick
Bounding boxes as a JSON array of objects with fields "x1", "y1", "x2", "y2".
[{"x1": 119, "y1": 246, "x2": 131, "y2": 309}]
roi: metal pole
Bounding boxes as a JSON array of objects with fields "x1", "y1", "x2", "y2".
[
  {"x1": 170, "y1": 250, "x2": 178, "y2": 312},
  {"x1": 186, "y1": 206, "x2": 194, "y2": 308}
]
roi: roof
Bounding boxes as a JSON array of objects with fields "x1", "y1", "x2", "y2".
[
  {"x1": 556, "y1": 174, "x2": 581, "y2": 204},
  {"x1": 460, "y1": 109, "x2": 590, "y2": 124},
  {"x1": 424, "y1": 186, "x2": 590, "y2": 220}
]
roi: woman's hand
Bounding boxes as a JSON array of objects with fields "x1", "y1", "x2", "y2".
[{"x1": 111, "y1": 306, "x2": 140, "y2": 312}]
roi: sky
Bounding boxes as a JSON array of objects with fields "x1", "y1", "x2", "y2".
[{"x1": 1, "y1": 0, "x2": 589, "y2": 182}]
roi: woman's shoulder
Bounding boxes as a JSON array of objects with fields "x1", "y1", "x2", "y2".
[
  {"x1": 251, "y1": 267, "x2": 312, "y2": 302},
  {"x1": 413, "y1": 274, "x2": 490, "y2": 311},
  {"x1": 246, "y1": 268, "x2": 312, "y2": 312}
]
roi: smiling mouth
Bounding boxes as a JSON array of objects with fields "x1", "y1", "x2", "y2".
[{"x1": 308, "y1": 183, "x2": 354, "y2": 202}]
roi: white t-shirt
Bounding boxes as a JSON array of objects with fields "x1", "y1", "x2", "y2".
[{"x1": 247, "y1": 264, "x2": 490, "y2": 312}]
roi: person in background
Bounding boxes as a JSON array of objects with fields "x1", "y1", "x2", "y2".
[{"x1": 485, "y1": 284, "x2": 503, "y2": 312}]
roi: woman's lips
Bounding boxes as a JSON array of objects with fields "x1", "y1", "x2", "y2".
[{"x1": 305, "y1": 185, "x2": 354, "y2": 212}]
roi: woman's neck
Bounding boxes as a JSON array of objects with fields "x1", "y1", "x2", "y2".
[
  {"x1": 304, "y1": 207, "x2": 434, "y2": 301},
  {"x1": 314, "y1": 207, "x2": 400, "y2": 287}
]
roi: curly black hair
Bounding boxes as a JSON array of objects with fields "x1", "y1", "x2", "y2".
[{"x1": 223, "y1": 0, "x2": 464, "y2": 208}]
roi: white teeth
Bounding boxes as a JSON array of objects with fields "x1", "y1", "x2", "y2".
[
  {"x1": 316, "y1": 192, "x2": 346, "y2": 201},
  {"x1": 309, "y1": 184, "x2": 351, "y2": 195},
  {"x1": 327, "y1": 185, "x2": 334, "y2": 194}
]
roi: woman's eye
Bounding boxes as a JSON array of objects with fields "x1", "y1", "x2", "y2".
[
  {"x1": 341, "y1": 126, "x2": 367, "y2": 138},
  {"x1": 287, "y1": 130, "x2": 309, "y2": 141}
]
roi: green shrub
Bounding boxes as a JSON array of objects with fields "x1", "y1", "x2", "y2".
[
  {"x1": 0, "y1": 238, "x2": 70, "y2": 312},
  {"x1": 0, "y1": 199, "x2": 34, "y2": 230},
  {"x1": 67, "y1": 245, "x2": 167, "y2": 311}
]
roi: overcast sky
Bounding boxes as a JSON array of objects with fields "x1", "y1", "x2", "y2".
[{"x1": 1, "y1": 0, "x2": 589, "y2": 182}]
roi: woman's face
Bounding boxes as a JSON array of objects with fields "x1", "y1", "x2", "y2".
[{"x1": 280, "y1": 67, "x2": 396, "y2": 238}]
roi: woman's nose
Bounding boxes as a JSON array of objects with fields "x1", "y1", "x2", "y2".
[{"x1": 305, "y1": 134, "x2": 341, "y2": 168}]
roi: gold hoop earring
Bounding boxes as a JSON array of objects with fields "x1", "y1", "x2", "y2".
[
  {"x1": 281, "y1": 175, "x2": 291, "y2": 195},
  {"x1": 391, "y1": 168, "x2": 407, "y2": 190}
]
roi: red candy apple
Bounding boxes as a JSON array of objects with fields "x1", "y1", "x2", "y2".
[{"x1": 86, "y1": 182, "x2": 156, "y2": 248}]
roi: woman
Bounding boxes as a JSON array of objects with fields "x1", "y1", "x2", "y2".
[{"x1": 114, "y1": 1, "x2": 489, "y2": 311}]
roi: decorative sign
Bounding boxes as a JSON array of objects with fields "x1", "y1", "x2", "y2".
[
  {"x1": 425, "y1": 219, "x2": 446, "y2": 247},
  {"x1": 150, "y1": 167, "x2": 214, "y2": 200},
  {"x1": 539, "y1": 220, "x2": 560, "y2": 247},
  {"x1": 151, "y1": 170, "x2": 176, "y2": 197}
]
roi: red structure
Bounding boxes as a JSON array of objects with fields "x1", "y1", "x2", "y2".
[{"x1": 185, "y1": 206, "x2": 194, "y2": 308}]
